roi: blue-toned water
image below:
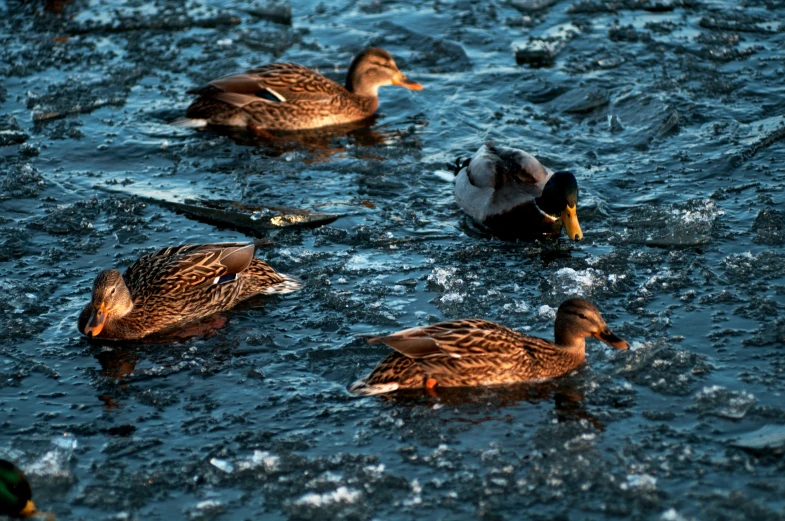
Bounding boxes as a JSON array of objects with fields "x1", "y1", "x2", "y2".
[{"x1": 1, "y1": 0, "x2": 784, "y2": 519}]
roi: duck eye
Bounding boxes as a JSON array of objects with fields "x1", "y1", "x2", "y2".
[
  {"x1": 110, "y1": 288, "x2": 116, "y2": 296},
  {"x1": 578, "y1": 313, "x2": 588, "y2": 320}
]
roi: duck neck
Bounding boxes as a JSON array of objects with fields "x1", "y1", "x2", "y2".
[
  {"x1": 535, "y1": 179, "x2": 565, "y2": 218},
  {"x1": 344, "y1": 88, "x2": 379, "y2": 116},
  {"x1": 347, "y1": 78, "x2": 380, "y2": 99},
  {"x1": 554, "y1": 331, "x2": 587, "y2": 362}
]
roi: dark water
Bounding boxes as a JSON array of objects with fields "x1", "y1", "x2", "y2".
[{"x1": 2, "y1": 0, "x2": 785, "y2": 519}]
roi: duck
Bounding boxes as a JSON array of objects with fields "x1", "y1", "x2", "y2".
[
  {"x1": 177, "y1": 47, "x2": 423, "y2": 131},
  {"x1": 454, "y1": 143, "x2": 583, "y2": 241},
  {"x1": 77, "y1": 242, "x2": 301, "y2": 340},
  {"x1": 0, "y1": 459, "x2": 36, "y2": 518},
  {"x1": 349, "y1": 297, "x2": 627, "y2": 395}
]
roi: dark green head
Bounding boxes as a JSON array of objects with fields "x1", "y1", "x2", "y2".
[
  {"x1": 0, "y1": 460, "x2": 36, "y2": 517},
  {"x1": 535, "y1": 171, "x2": 582, "y2": 241}
]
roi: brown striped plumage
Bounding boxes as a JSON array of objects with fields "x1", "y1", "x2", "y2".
[
  {"x1": 181, "y1": 48, "x2": 422, "y2": 131},
  {"x1": 78, "y1": 242, "x2": 300, "y2": 340},
  {"x1": 349, "y1": 298, "x2": 628, "y2": 395}
]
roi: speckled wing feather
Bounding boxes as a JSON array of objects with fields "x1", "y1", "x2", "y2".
[
  {"x1": 370, "y1": 319, "x2": 527, "y2": 359},
  {"x1": 123, "y1": 243, "x2": 253, "y2": 298},
  {"x1": 189, "y1": 63, "x2": 345, "y2": 107}
]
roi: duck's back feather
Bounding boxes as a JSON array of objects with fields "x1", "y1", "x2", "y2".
[
  {"x1": 455, "y1": 144, "x2": 553, "y2": 224},
  {"x1": 189, "y1": 63, "x2": 345, "y2": 106}
]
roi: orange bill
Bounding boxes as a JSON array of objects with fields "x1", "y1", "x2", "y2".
[
  {"x1": 561, "y1": 204, "x2": 583, "y2": 241},
  {"x1": 595, "y1": 329, "x2": 628, "y2": 350},
  {"x1": 84, "y1": 304, "x2": 107, "y2": 337},
  {"x1": 391, "y1": 71, "x2": 423, "y2": 91}
]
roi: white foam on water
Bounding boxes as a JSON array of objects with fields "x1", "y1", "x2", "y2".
[{"x1": 293, "y1": 486, "x2": 361, "y2": 507}]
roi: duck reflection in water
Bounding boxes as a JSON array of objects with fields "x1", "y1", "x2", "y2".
[
  {"x1": 381, "y1": 379, "x2": 604, "y2": 431},
  {"x1": 91, "y1": 312, "x2": 238, "y2": 407},
  {"x1": 201, "y1": 114, "x2": 420, "y2": 163}
]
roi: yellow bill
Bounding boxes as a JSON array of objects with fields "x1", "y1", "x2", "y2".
[{"x1": 561, "y1": 204, "x2": 583, "y2": 241}]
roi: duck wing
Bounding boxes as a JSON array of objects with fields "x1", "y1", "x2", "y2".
[
  {"x1": 187, "y1": 63, "x2": 346, "y2": 108},
  {"x1": 369, "y1": 319, "x2": 526, "y2": 359},
  {"x1": 123, "y1": 242, "x2": 255, "y2": 298},
  {"x1": 456, "y1": 144, "x2": 554, "y2": 222},
  {"x1": 468, "y1": 144, "x2": 551, "y2": 195}
]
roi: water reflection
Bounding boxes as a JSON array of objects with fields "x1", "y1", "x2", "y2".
[
  {"x1": 199, "y1": 115, "x2": 408, "y2": 162},
  {"x1": 382, "y1": 379, "x2": 603, "y2": 430}
]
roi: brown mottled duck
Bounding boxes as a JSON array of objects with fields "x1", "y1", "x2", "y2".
[
  {"x1": 78, "y1": 242, "x2": 300, "y2": 340},
  {"x1": 454, "y1": 144, "x2": 583, "y2": 241},
  {"x1": 349, "y1": 298, "x2": 627, "y2": 395},
  {"x1": 177, "y1": 47, "x2": 423, "y2": 131}
]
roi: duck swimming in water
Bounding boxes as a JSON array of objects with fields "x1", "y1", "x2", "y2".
[
  {"x1": 0, "y1": 460, "x2": 36, "y2": 518},
  {"x1": 78, "y1": 242, "x2": 300, "y2": 340},
  {"x1": 454, "y1": 144, "x2": 583, "y2": 241},
  {"x1": 349, "y1": 298, "x2": 627, "y2": 396},
  {"x1": 178, "y1": 47, "x2": 423, "y2": 131}
]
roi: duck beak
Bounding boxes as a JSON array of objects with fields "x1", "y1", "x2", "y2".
[
  {"x1": 595, "y1": 329, "x2": 628, "y2": 350},
  {"x1": 20, "y1": 499, "x2": 37, "y2": 517},
  {"x1": 391, "y1": 71, "x2": 423, "y2": 91},
  {"x1": 84, "y1": 304, "x2": 107, "y2": 338},
  {"x1": 561, "y1": 204, "x2": 583, "y2": 241}
]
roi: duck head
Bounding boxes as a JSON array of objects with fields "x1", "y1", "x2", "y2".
[
  {"x1": 536, "y1": 171, "x2": 583, "y2": 241},
  {"x1": 345, "y1": 48, "x2": 423, "y2": 97},
  {"x1": 0, "y1": 460, "x2": 36, "y2": 518},
  {"x1": 82, "y1": 269, "x2": 133, "y2": 338},
  {"x1": 554, "y1": 298, "x2": 628, "y2": 350}
]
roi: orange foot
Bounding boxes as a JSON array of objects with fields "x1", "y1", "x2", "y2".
[
  {"x1": 425, "y1": 377, "x2": 438, "y2": 397},
  {"x1": 247, "y1": 124, "x2": 279, "y2": 140}
]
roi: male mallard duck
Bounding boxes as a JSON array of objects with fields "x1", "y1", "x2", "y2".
[
  {"x1": 178, "y1": 47, "x2": 423, "y2": 131},
  {"x1": 454, "y1": 144, "x2": 583, "y2": 241},
  {"x1": 349, "y1": 298, "x2": 627, "y2": 395},
  {"x1": 77, "y1": 242, "x2": 300, "y2": 340},
  {"x1": 0, "y1": 460, "x2": 36, "y2": 518}
]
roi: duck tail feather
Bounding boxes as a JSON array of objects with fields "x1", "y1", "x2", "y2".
[
  {"x1": 171, "y1": 117, "x2": 208, "y2": 128},
  {"x1": 348, "y1": 379, "x2": 399, "y2": 396},
  {"x1": 263, "y1": 274, "x2": 302, "y2": 295}
]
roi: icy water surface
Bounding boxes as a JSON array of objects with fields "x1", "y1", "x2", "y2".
[{"x1": 2, "y1": 0, "x2": 785, "y2": 519}]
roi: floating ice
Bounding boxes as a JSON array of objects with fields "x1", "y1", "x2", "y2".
[
  {"x1": 52, "y1": 433, "x2": 78, "y2": 452},
  {"x1": 503, "y1": 300, "x2": 530, "y2": 313},
  {"x1": 210, "y1": 458, "x2": 234, "y2": 473},
  {"x1": 404, "y1": 478, "x2": 423, "y2": 506},
  {"x1": 553, "y1": 267, "x2": 601, "y2": 295},
  {"x1": 428, "y1": 267, "x2": 460, "y2": 289},
  {"x1": 293, "y1": 486, "x2": 361, "y2": 507},
  {"x1": 195, "y1": 500, "x2": 223, "y2": 510},
  {"x1": 538, "y1": 305, "x2": 556, "y2": 319},
  {"x1": 345, "y1": 253, "x2": 394, "y2": 272},
  {"x1": 660, "y1": 508, "x2": 689, "y2": 521},
  {"x1": 621, "y1": 473, "x2": 657, "y2": 491},
  {"x1": 440, "y1": 292, "x2": 464, "y2": 304},
  {"x1": 693, "y1": 385, "x2": 756, "y2": 420}
]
